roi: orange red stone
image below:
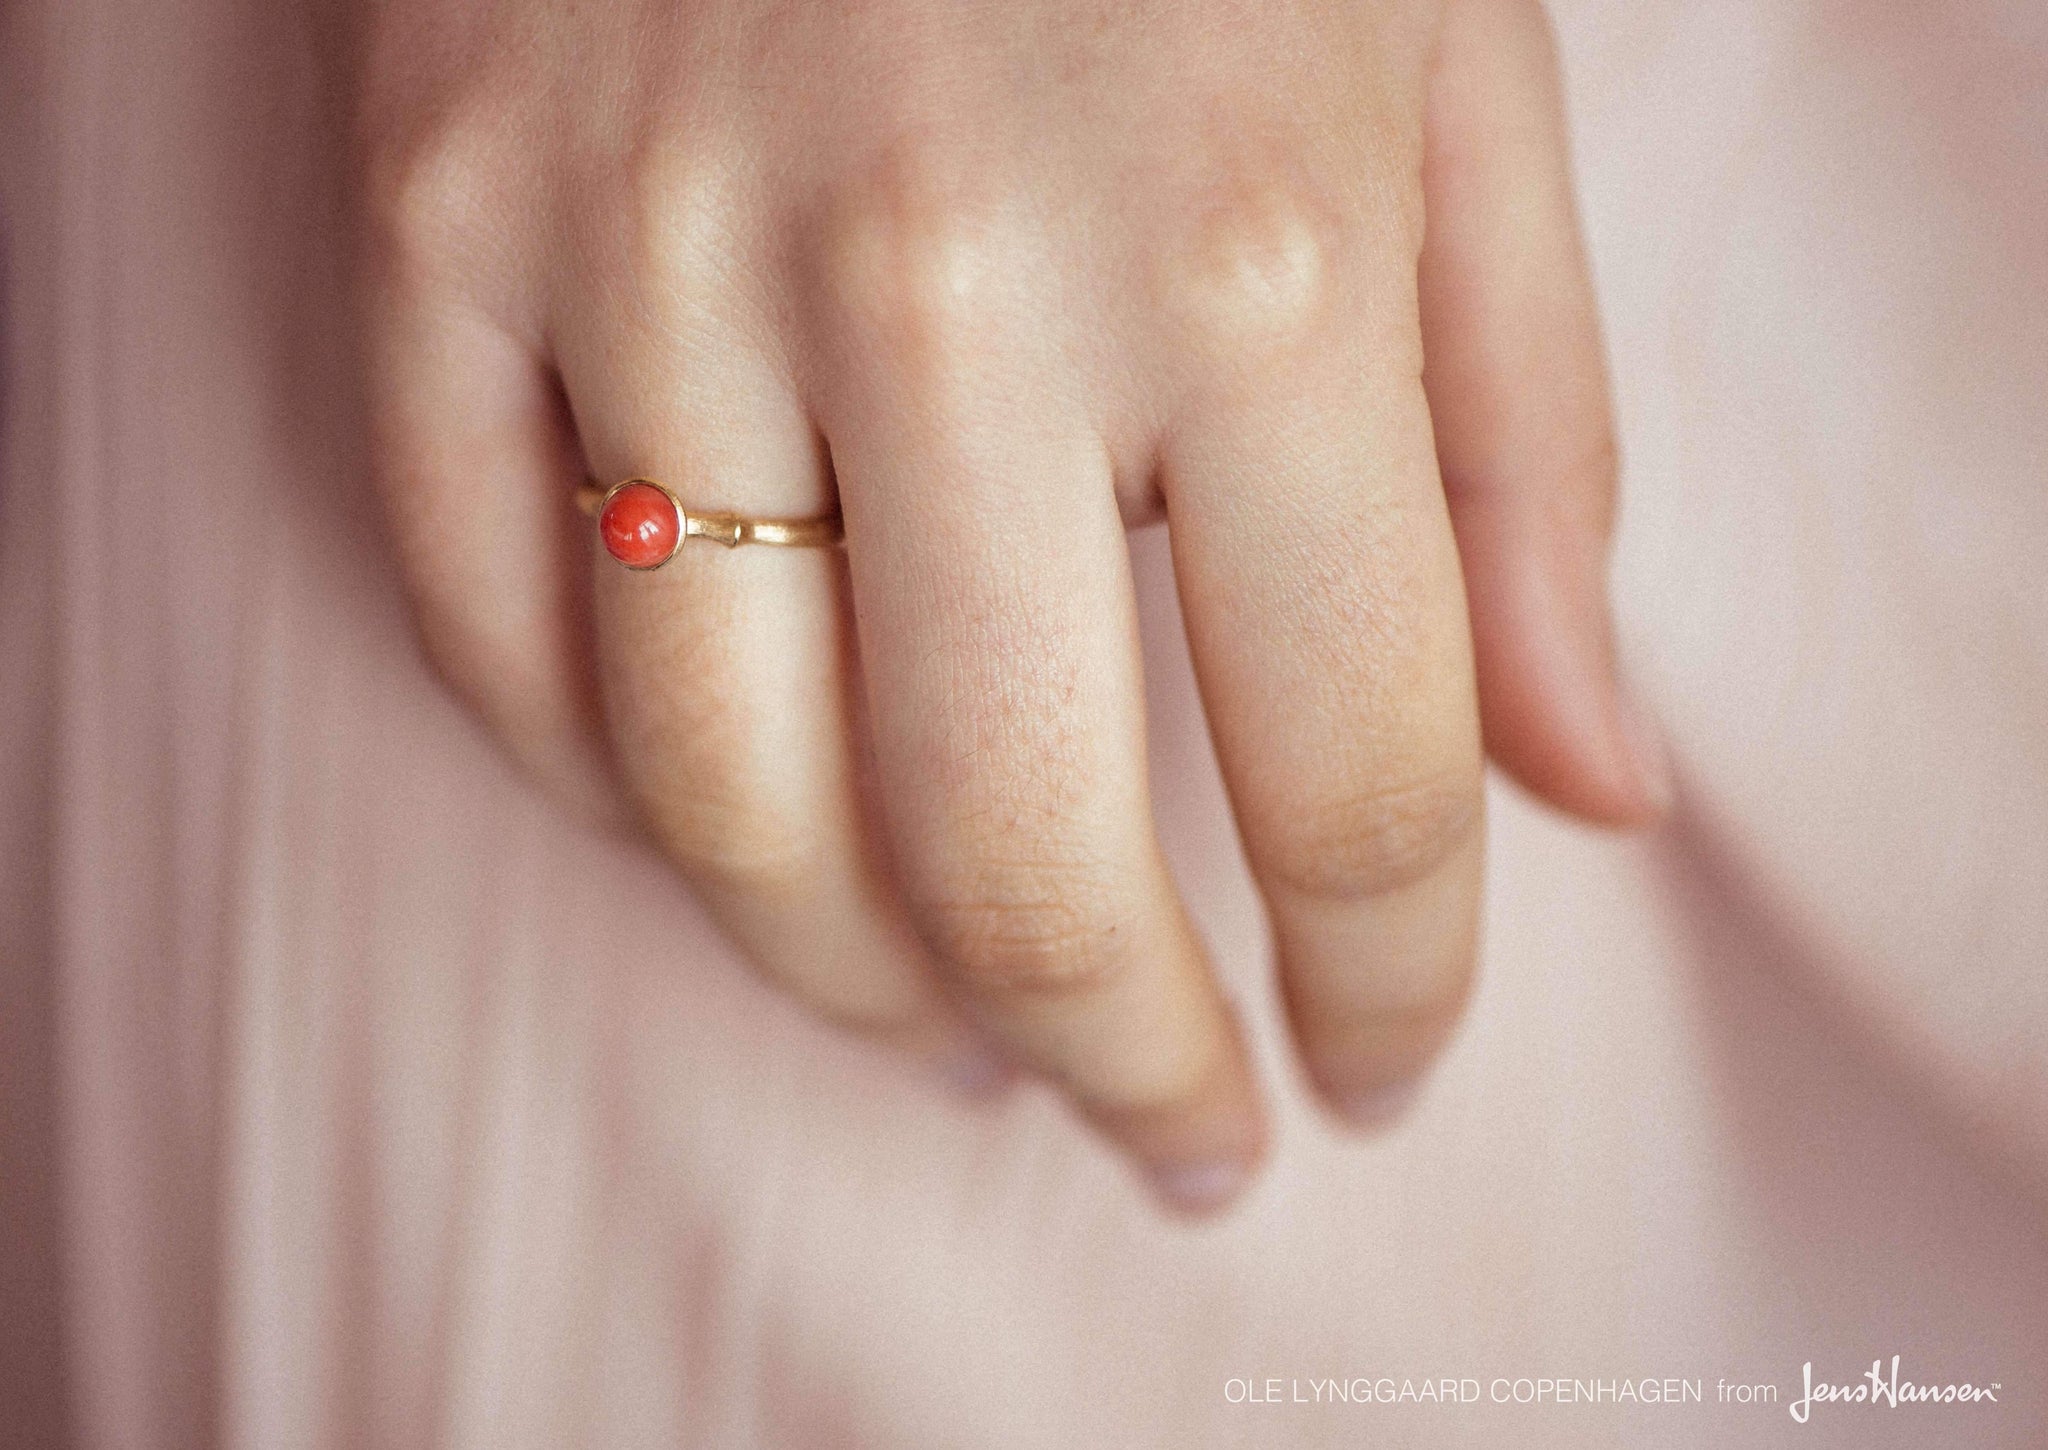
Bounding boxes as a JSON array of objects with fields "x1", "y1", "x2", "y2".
[{"x1": 599, "y1": 481, "x2": 681, "y2": 569}]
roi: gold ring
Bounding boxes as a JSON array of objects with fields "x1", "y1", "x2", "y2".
[{"x1": 578, "y1": 478, "x2": 844, "y2": 570}]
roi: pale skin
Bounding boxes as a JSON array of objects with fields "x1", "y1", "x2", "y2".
[{"x1": 348, "y1": 0, "x2": 1669, "y2": 1214}]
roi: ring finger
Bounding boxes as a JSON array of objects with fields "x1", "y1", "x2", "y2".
[{"x1": 554, "y1": 293, "x2": 981, "y2": 1075}]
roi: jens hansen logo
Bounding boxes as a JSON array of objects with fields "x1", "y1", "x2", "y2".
[{"x1": 1789, "y1": 1356, "x2": 2000, "y2": 1425}]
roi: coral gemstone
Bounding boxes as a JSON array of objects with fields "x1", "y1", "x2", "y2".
[{"x1": 599, "y1": 482, "x2": 681, "y2": 568}]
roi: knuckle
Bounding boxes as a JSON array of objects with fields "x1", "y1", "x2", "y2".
[
  {"x1": 1257, "y1": 767, "x2": 1483, "y2": 902},
  {"x1": 1156, "y1": 179, "x2": 1342, "y2": 355},
  {"x1": 816, "y1": 147, "x2": 1021, "y2": 352},
  {"x1": 918, "y1": 863, "x2": 1136, "y2": 1000}
]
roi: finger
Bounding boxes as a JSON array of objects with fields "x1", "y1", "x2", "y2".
[
  {"x1": 363, "y1": 281, "x2": 621, "y2": 821},
  {"x1": 1420, "y1": 0, "x2": 1671, "y2": 825},
  {"x1": 813, "y1": 203, "x2": 1265, "y2": 1211},
  {"x1": 1153, "y1": 182, "x2": 1485, "y2": 1124},
  {"x1": 553, "y1": 299, "x2": 986, "y2": 1080}
]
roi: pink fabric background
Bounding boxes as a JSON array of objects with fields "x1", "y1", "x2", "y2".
[{"x1": 3, "y1": 0, "x2": 2044, "y2": 1445}]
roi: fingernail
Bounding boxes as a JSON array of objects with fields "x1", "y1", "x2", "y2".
[
  {"x1": 1619, "y1": 687, "x2": 1677, "y2": 818},
  {"x1": 1334, "y1": 1079, "x2": 1423, "y2": 1130},
  {"x1": 1150, "y1": 1159, "x2": 1252, "y2": 1214}
]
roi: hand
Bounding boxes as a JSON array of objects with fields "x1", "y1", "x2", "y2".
[{"x1": 347, "y1": 0, "x2": 1668, "y2": 1213}]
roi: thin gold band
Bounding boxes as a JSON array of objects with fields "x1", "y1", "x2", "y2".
[{"x1": 576, "y1": 479, "x2": 843, "y2": 550}]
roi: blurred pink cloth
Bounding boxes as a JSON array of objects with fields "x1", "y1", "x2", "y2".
[{"x1": 3, "y1": 0, "x2": 2045, "y2": 1446}]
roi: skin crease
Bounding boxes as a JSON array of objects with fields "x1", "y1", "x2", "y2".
[{"x1": 346, "y1": 0, "x2": 1667, "y2": 1214}]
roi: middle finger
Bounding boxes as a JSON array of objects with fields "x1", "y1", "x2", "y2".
[{"x1": 811, "y1": 195, "x2": 1267, "y2": 1212}]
